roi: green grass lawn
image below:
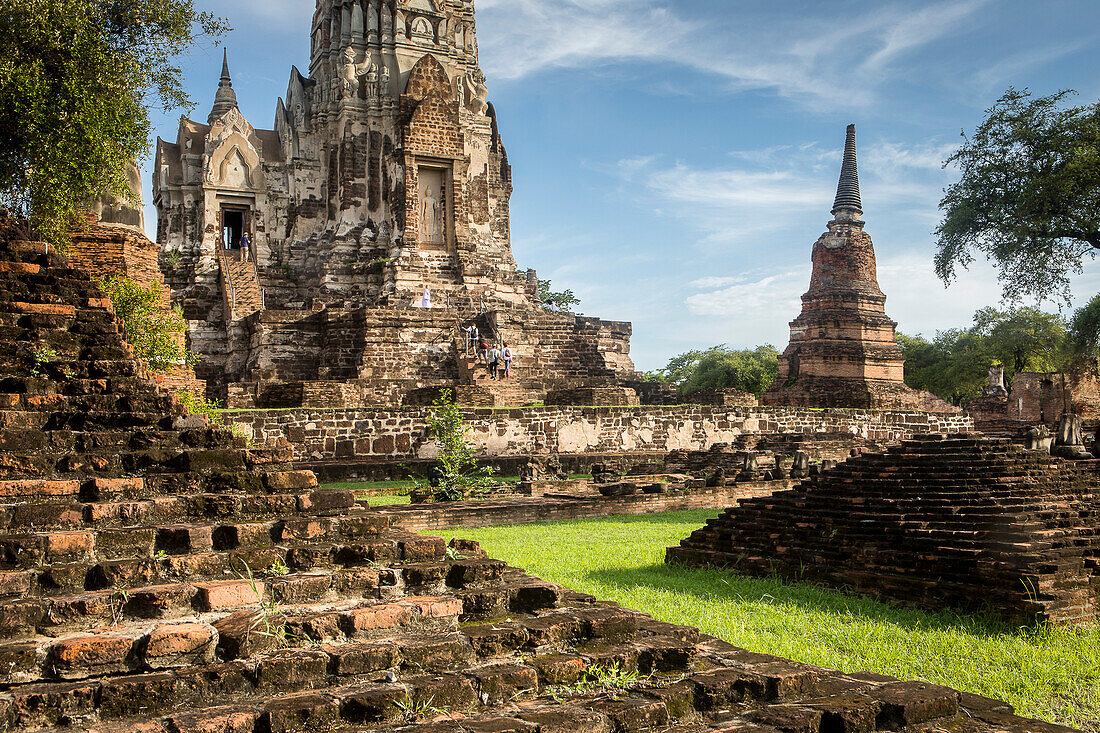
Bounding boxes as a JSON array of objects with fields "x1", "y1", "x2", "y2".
[{"x1": 449, "y1": 509, "x2": 1100, "y2": 731}]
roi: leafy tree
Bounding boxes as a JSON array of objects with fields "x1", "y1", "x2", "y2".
[
  {"x1": 424, "y1": 390, "x2": 496, "y2": 502},
  {"x1": 538, "y1": 279, "x2": 581, "y2": 312},
  {"x1": 898, "y1": 307, "x2": 1071, "y2": 404},
  {"x1": 0, "y1": 0, "x2": 228, "y2": 243},
  {"x1": 1069, "y1": 293, "x2": 1100, "y2": 357},
  {"x1": 652, "y1": 345, "x2": 780, "y2": 397},
  {"x1": 934, "y1": 88, "x2": 1100, "y2": 304},
  {"x1": 100, "y1": 276, "x2": 196, "y2": 371}
]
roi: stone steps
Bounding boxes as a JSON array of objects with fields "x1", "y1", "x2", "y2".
[
  {"x1": 669, "y1": 434, "x2": 1100, "y2": 625},
  {"x1": 0, "y1": 231, "x2": 1070, "y2": 733}
]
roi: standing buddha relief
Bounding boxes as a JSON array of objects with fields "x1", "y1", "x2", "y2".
[{"x1": 418, "y1": 168, "x2": 445, "y2": 245}]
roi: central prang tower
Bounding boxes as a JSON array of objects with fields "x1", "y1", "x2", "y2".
[{"x1": 153, "y1": 0, "x2": 638, "y2": 408}]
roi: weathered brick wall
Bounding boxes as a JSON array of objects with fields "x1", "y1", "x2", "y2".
[
  {"x1": 67, "y1": 214, "x2": 205, "y2": 396},
  {"x1": 373, "y1": 483, "x2": 788, "y2": 533},
  {"x1": 233, "y1": 405, "x2": 974, "y2": 462}
]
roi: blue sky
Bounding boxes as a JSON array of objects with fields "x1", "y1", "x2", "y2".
[{"x1": 140, "y1": 0, "x2": 1100, "y2": 371}]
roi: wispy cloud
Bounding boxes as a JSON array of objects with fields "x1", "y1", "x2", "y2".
[
  {"x1": 608, "y1": 135, "x2": 960, "y2": 248},
  {"x1": 478, "y1": 0, "x2": 992, "y2": 107}
]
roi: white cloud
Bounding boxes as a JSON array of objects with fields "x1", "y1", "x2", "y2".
[
  {"x1": 686, "y1": 269, "x2": 807, "y2": 320},
  {"x1": 477, "y1": 0, "x2": 992, "y2": 107},
  {"x1": 689, "y1": 276, "x2": 741, "y2": 289},
  {"x1": 212, "y1": 0, "x2": 312, "y2": 29}
]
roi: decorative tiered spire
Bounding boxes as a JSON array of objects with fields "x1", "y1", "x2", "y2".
[
  {"x1": 831, "y1": 124, "x2": 863, "y2": 217},
  {"x1": 208, "y1": 49, "x2": 239, "y2": 124}
]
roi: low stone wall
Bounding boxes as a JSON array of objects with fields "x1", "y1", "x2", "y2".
[
  {"x1": 233, "y1": 405, "x2": 974, "y2": 463},
  {"x1": 370, "y1": 482, "x2": 790, "y2": 533}
]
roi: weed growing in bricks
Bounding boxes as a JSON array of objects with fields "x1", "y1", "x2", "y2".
[
  {"x1": 29, "y1": 344, "x2": 57, "y2": 375},
  {"x1": 395, "y1": 690, "x2": 445, "y2": 722},
  {"x1": 100, "y1": 276, "x2": 197, "y2": 371},
  {"x1": 548, "y1": 661, "x2": 643, "y2": 702}
]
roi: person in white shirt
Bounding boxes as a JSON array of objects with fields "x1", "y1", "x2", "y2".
[{"x1": 487, "y1": 345, "x2": 501, "y2": 380}]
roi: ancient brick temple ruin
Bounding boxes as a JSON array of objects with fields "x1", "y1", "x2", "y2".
[
  {"x1": 763, "y1": 126, "x2": 952, "y2": 411},
  {"x1": 0, "y1": 204, "x2": 1074, "y2": 733},
  {"x1": 669, "y1": 433, "x2": 1100, "y2": 625},
  {"x1": 155, "y1": 1, "x2": 636, "y2": 409}
]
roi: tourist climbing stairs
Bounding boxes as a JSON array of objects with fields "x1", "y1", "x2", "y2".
[
  {"x1": 218, "y1": 248, "x2": 264, "y2": 321},
  {"x1": 454, "y1": 327, "x2": 541, "y2": 407}
]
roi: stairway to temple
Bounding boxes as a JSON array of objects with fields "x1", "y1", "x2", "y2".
[
  {"x1": 455, "y1": 337, "x2": 543, "y2": 407},
  {"x1": 219, "y1": 250, "x2": 263, "y2": 320},
  {"x1": 0, "y1": 221, "x2": 1075, "y2": 733},
  {"x1": 668, "y1": 433, "x2": 1100, "y2": 625}
]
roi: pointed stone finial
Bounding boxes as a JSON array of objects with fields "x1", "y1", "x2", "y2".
[
  {"x1": 831, "y1": 124, "x2": 863, "y2": 217},
  {"x1": 208, "y1": 49, "x2": 239, "y2": 124}
]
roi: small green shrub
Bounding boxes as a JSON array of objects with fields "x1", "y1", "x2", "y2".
[
  {"x1": 423, "y1": 389, "x2": 496, "y2": 502},
  {"x1": 100, "y1": 276, "x2": 196, "y2": 371}
]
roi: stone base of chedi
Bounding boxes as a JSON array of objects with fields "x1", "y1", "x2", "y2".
[
  {"x1": 668, "y1": 433, "x2": 1100, "y2": 626},
  {"x1": 0, "y1": 226, "x2": 1074, "y2": 731}
]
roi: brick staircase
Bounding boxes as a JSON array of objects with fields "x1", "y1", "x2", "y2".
[
  {"x1": 218, "y1": 250, "x2": 263, "y2": 320},
  {"x1": 668, "y1": 433, "x2": 1100, "y2": 626},
  {"x1": 455, "y1": 337, "x2": 542, "y2": 407},
  {"x1": 0, "y1": 224, "x2": 1075, "y2": 733}
]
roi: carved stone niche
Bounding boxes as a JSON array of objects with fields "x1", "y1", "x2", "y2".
[{"x1": 417, "y1": 166, "x2": 448, "y2": 247}]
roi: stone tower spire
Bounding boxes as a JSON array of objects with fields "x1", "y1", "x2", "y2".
[
  {"x1": 831, "y1": 124, "x2": 862, "y2": 218},
  {"x1": 761, "y1": 124, "x2": 944, "y2": 411},
  {"x1": 208, "y1": 49, "x2": 238, "y2": 124}
]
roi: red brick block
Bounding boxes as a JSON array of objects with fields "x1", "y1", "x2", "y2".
[
  {"x1": 341, "y1": 603, "x2": 413, "y2": 634},
  {"x1": 49, "y1": 633, "x2": 136, "y2": 676},
  {"x1": 0, "y1": 479, "x2": 79, "y2": 498},
  {"x1": 142, "y1": 622, "x2": 216, "y2": 667},
  {"x1": 168, "y1": 705, "x2": 261, "y2": 733},
  {"x1": 11, "y1": 301, "x2": 76, "y2": 316},
  {"x1": 195, "y1": 579, "x2": 265, "y2": 611},
  {"x1": 403, "y1": 596, "x2": 463, "y2": 619}
]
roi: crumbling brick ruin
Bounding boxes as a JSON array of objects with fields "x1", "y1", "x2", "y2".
[
  {"x1": 762, "y1": 126, "x2": 955, "y2": 412},
  {"x1": 0, "y1": 213, "x2": 1075, "y2": 733},
  {"x1": 668, "y1": 433, "x2": 1100, "y2": 625},
  {"x1": 155, "y1": 1, "x2": 636, "y2": 408}
]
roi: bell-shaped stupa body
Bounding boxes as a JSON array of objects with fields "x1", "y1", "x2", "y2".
[{"x1": 763, "y1": 125, "x2": 944, "y2": 410}]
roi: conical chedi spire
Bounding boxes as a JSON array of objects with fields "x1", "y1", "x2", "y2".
[
  {"x1": 831, "y1": 124, "x2": 863, "y2": 216},
  {"x1": 208, "y1": 49, "x2": 239, "y2": 124}
]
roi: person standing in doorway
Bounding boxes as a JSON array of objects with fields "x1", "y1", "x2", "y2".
[
  {"x1": 240, "y1": 232, "x2": 252, "y2": 262},
  {"x1": 487, "y1": 344, "x2": 501, "y2": 380},
  {"x1": 502, "y1": 342, "x2": 513, "y2": 379}
]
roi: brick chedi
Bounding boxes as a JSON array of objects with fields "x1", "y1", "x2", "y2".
[
  {"x1": 0, "y1": 214, "x2": 1077, "y2": 733},
  {"x1": 763, "y1": 125, "x2": 950, "y2": 411},
  {"x1": 668, "y1": 433, "x2": 1100, "y2": 625},
  {"x1": 155, "y1": 2, "x2": 637, "y2": 408}
]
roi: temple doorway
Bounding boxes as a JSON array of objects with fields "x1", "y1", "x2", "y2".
[{"x1": 222, "y1": 208, "x2": 248, "y2": 250}]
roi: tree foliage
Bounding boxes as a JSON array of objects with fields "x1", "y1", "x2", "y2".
[
  {"x1": 425, "y1": 390, "x2": 496, "y2": 502},
  {"x1": 1069, "y1": 293, "x2": 1100, "y2": 358},
  {"x1": 0, "y1": 0, "x2": 228, "y2": 243},
  {"x1": 899, "y1": 307, "x2": 1071, "y2": 404},
  {"x1": 100, "y1": 276, "x2": 195, "y2": 371},
  {"x1": 538, "y1": 279, "x2": 581, "y2": 312},
  {"x1": 934, "y1": 88, "x2": 1100, "y2": 304},
  {"x1": 651, "y1": 345, "x2": 780, "y2": 397}
]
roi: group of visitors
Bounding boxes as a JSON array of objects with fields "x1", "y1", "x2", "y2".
[{"x1": 465, "y1": 324, "x2": 513, "y2": 380}]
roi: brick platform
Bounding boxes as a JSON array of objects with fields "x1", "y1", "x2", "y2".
[
  {"x1": 668, "y1": 433, "x2": 1100, "y2": 625},
  {"x1": 0, "y1": 226, "x2": 1076, "y2": 732}
]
